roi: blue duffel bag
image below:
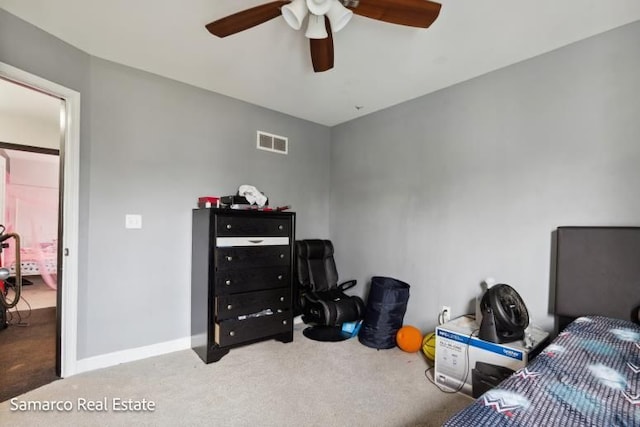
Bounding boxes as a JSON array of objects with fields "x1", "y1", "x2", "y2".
[{"x1": 358, "y1": 276, "x2": 410, "y2": 349}]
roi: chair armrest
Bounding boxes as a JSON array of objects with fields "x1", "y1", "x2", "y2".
[
  {"x1": 303, "y1": 291, "x2": 321, "y2": 304},
  {"x1": 338, "y1": 280, "x2": 357, "y2": 292}
]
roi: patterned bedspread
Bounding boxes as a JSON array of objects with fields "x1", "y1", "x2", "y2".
[
  {"x1": 6, "y1": 244, "x2": 57, "y2": 276},
  {"x1": 443, "y1": 316, "x2": 640, "y2": 426}
]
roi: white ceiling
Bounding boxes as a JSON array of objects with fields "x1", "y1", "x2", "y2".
[{"x1": 2, "y1": 1, "x2": 640, "y2": 126}]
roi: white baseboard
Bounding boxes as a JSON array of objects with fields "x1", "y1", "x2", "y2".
[{"x1": 74, "y1": 336, "x2": 191, "y2": 375}]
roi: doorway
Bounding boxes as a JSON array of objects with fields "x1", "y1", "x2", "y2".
[
  {"x1": 0, "y1": 61, "x2": 81, "y2": 381},
  {"x1": 0, "y1": 81, "x2": 62, "y2": 400}
]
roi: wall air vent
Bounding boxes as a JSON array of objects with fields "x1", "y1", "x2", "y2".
[{"x1": 257, "y1": 131, "x2": 288, "y2": 155}]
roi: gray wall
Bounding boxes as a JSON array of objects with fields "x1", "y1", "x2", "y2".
[
  {"x1": 84, "y1": 58, "x2": 330, "y2": 356},
  {"x1": 1, "y1": 10, "x2": 332, "y2": 358},
  {"x1": 330, "y1": 21, "x2": 640, "y2": 332}
]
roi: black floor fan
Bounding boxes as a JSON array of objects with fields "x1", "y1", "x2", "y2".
[{"x1": 479, "y1": 284, "x2": 529, "y2": 344}]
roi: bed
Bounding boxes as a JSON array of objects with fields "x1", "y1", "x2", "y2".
[
  {"x1": 5, "y1": 241, "x2": 57, "y2": 276},
  {"x1": 443, "y1": 226, "x2": 640, "y2": 426}
]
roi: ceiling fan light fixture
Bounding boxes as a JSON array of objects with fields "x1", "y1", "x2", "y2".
[
  {"x1": 282, "y1": 0, "x2": 308, "y2": 30},
  {"x1": 326, "y1": 1, "x2": 353, "y2": 32},
  {"x1": 305, "y1": 14, "x2": 328, "y2": 39},
  {"x1": 205, "y1": 0, "x2": 442, "y2": 73},
  {"x1": 306, "y1": 0, "x2": 332, "y2": 16}
]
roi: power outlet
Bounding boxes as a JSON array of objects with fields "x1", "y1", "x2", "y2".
[{"x1": 440, "y1": 306, "x2": 451, "y2": 324}]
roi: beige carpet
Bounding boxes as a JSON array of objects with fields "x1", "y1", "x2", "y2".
[{"x1": 0, "y1": 324, "x2": 472, "y2": 426}]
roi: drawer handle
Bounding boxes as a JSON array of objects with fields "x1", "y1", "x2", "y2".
[
  {"x1": 249, "y1": 239, "x2": 264, "y2": 244},
  {"x1": 279, "y1": 254, "x2": 285, "y2": 259},
  {"x1": 225, "y1": 279, "x2": 232, "y2": 286},
  {"x1": 229, "y1": 331, "x2": 235, "y2": 337},
  {"x1": 226, "y1": 224, "x2": 232, "y2": 230},
  {"x1": 226, "y1": 256, "x2": 233, "y2": 262},
  {"x1": 277, "y1": 275, "x2": 283, "y2": 280},
  {"x1": 280, "y1": 296, "x2": 285, "y2": 302},
  {"x1": 227, "y1": 304, "x2": 233, "y2": 310},
  {"x1": 278, "y1": 225, "x2": 284, "y2": 230}
]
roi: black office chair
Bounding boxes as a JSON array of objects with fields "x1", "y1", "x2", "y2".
[{"x1": 295, "y1": 239, "x2": 365, "y2": 341}]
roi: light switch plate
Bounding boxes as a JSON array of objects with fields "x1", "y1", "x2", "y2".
[{"x1": 125, "y1": 214, "x2": 142, "y2": 229}]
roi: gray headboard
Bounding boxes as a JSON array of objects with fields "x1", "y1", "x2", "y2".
[{"x1": 555, "y1": 226, "x2": 640, "y2": 329}]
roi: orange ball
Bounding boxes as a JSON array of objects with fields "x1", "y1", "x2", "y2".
[{"x1": 396, "y1": 325, "x2": 423, "y2": 352}]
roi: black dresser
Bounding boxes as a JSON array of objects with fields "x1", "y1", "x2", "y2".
[{"x1": 191, "y1": 208, "x2": 296, "y2": 363}]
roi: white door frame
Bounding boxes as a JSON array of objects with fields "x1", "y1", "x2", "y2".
[{"x1": 0, "y1": 61, "x2": 80, "y2": 377}]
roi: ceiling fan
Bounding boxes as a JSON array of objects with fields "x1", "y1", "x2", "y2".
[{"x1": 206, "y1": 0, "x2": 442, "y2": 73}]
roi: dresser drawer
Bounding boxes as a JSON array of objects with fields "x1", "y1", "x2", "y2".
[
  {"x1": 217, "y1": 237, "x2": 289, "y2": 247},
  {"x1": 215, "y1": 246, "x2": 290, "y2": 270},
  {"x1": 215, "y1": 266, "x2": 289, "y2": 295},
  {"x1": 216, "y1": 288, "x2": 291, "y2": 320},
  {"x1": 214, "y1": 311, "x2": 291, "y2": 347},
  {"x1": 216, "y1": 216, "x2": 291, "y2": 237}
]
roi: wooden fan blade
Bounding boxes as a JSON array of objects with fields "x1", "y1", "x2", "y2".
[
  {"x1": 206, "y1": 1, "x2": 289, "y2": 38},
  {"x1": 348, "y1": 0, "x2": 442, "y2": 28},
  {"x1": 310, "y1": 18, "x2": 334, "y2": 72}
]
